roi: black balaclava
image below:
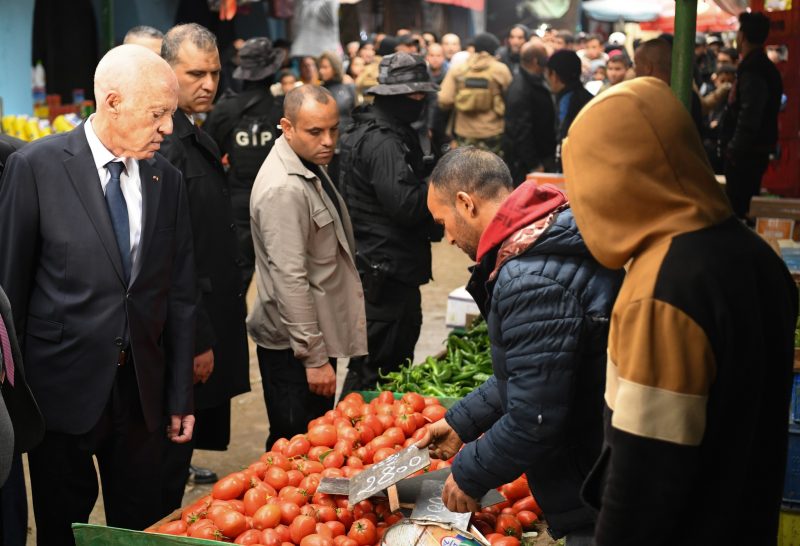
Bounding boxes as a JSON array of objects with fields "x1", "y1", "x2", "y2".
[{"x1": 374, "y1": 94, "x2": 426, "y2": 124}]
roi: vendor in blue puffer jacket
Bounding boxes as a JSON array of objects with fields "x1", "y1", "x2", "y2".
[{"x1": 418, "y1": 146, "x2": 623, "y2": 545}]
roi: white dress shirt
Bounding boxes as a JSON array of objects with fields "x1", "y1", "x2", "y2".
[{"x1": 83, "y1": 117, "x2": 143, "y2": 270}]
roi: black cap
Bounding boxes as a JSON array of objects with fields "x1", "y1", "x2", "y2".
[
  {"x1": 473, "y1": 33, "x2": 501, "y2": 55},
  {"x1": 233, "y1": 37, "x2": 286, "y2": 81},
  {"x1": 366, "y1": 53, "x2": 439, "y2": 96},
  {"x1": 377, "y1": 36, "x2": 400, "y2": 56}
]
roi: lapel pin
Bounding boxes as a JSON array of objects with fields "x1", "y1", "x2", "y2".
[{"x1": 152, "y1": 175, "x2": 159, "y2": 183}]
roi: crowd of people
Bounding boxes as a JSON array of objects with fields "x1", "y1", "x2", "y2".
[{"x1": 0, "y1": 9, "x2": 794, "y2": 546}]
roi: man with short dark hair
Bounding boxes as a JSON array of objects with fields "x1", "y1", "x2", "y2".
[
  {"x1": 249, "y1": 85, "x2": 367, "y2": 448},
  {"x1": 503, "y1": 41, "x2": 556, "y2": 182},
  {"x1": 721, "y1": 11, "x2": 783, "y2": 220},
  {"x1": 420, "y1": 146, "x2": 623, "y2": 545},
  {"x1": 123, "y1": 25, "x2": 164, "y2": 55},
  {"x1": 159, "y1": 23, "x2": 250, "y2": 508},
  {"x1": 546, "y1": 49, "x2": 593, "y2": 169}
]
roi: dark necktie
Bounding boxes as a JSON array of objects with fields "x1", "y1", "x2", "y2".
[
  {"x1": 104, "y1": 161, "x2": 131, "y2": 283},
  {"x1": 0, "y1": 313, "x2": 14, "y2": 386}
]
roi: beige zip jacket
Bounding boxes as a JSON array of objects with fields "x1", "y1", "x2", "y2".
[{"x1": 247, "y1": 136, "x2": 367, "y2": 367}]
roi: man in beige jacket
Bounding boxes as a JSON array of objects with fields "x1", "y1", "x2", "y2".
[
  {"x1": 248, "y1": 85, "x2": 367, "y2": 449},
  {"x1": 438, "y1": 33, "x2": 512, "y2": 154}
]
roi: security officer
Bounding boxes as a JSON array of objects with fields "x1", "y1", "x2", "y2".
[
  {"x1": 338, "y1": 53, "x2": 442, "y2": 392},
  {"x1": 204, "y1": 37, "x2": 286, "y2": 286}
]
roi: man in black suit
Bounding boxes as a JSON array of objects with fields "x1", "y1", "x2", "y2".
[
  {"x1": 0, "y1": 45, "x2": 197, "y2": 546},
  {"x1": 158, "y1": 23, "x2": 250, "y2": 510}
]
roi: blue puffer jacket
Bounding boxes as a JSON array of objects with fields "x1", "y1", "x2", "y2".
[{"x1": 447, "y1": 209, "x2": 623, "y2": 537}]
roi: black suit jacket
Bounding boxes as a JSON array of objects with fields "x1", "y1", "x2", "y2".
[
  {"x1": 0, "y1": 125, "x2": 197, "y2": 435},
  {"x1": 159, "y1": 113, "x2": 249, "y2": 410}
]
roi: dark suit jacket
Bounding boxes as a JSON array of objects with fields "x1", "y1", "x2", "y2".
[
  {"x1": 0, "y1": 125, "x2": 197, "y2": 435},
  {"x1": 159, "y1": 113, "x2": 249, "y2": 411}
]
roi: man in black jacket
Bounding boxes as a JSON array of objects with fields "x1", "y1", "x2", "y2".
[
  {"x1": 546, "y1": 49, "x2": 594, "y2": 171},
  {"x1": 503, "y1": 41, "x2": 556, "y2": 184},
  {"x1": 205, "y1": 37, "x2": 285, "y2": 286},
  {"x1": 159, "y1": 23, "x2": 250, "y2": 510},
  {"x1": 721, "y1": 11, "x2": 783, "y2": 220},
  {"x1": 338, "y1": 53, "x2": 441, "y2": 392}
]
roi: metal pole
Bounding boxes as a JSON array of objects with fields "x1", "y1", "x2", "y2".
[
  {"x1": 102, "y1": 0, "x2": 114, "y2": 53},
  {"x1": 670, "y1": 0, "x2": 698, "y2": 111}
]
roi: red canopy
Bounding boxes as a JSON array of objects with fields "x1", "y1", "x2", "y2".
[
  {"x1": 426, "y1": 0, "x2": 484, "y2": 10},
  {"x1": 640, "y1": 0, "x2": 739, "y2": 32}
]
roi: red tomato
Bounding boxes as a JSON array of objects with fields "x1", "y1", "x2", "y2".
[
  {"x1": 315, "y1": 522, "x2": 334, "y2": 538},
  {"x1": 383, "y1": 426, "x2": 405, "y2": 445},
  {"x1": 287, "y1": 469, "x2": 305, "y2": 486},
  {"x1": 315, "y1": 505, "x2": 338, "y2": 523},
  {"x1": 495, "y1": 514, "x2": 522, "y2": 538},
  {"x1": 500, "y1": 477, "x2": 530, "y2": 503},
  {"x1": 343, "y1": 392, "x2": 366, "y2": 405},
  {"x1": 333, "y1": 439, "x2": 353, "y2": 458},
  {"x1": 511, "y1": 495, "x2": 542, "y2": 517},
  {"x1": 401, "y1": 392, "x2": 426, "y2": 412},
  {"x1": 181, "y1": 495, "x2": 212, "y2": 524},
  {"x1": 248, "y1": 461, "x2": 269, "y2": 480},
  {"x1": 321, "y1": 467, "x2": 344, "y2": 478},
  {"x1": 374, "y1": 402, "x2": 394, "y2": 417},
  {"x1": 361, "y1": 414, "x2": 384, "y2": 436},
  {"x1": 252, "y1": 503, "x2": 282, "y2": 530},
  {"x1": 309, "y1": 446, "x2": 330, "y2": 462},
  {"x1": 228, "y1": 499, "x2": 246, "y2": 514},
  {"x1": 322, "y1": 450, "x2": 345, "y2": 469},
  {"x1": 272, "y1": 438, "x2": 290, "y2": 455},
  {"x1": 393, "y1": 402, "x2": 414, "y2": 417},
  {"x1": 373, "y1": 447, "x2": 396, "y2": 463},
  {"x1": 275, "y1": 523, "x2": 291, "y2": 541},
  {"x1": 289, "y1": 514, "x2": 317, "y2": 543},
  {"x1": 279, "y1": 485, "x2": 309, "y2": 506},
  {"x1": 339, "y1": 403, "x2": 362, "y2": 420},
  {"x1": 212, "y1": 509, "x2": 248, "y2": 539},
  {"x1": 261, "y1": 451, "x2": 292, "y2": 471},
  {"x1": 347, "y1": 518, "x2": 377, "y2": 545},
  {"x1": 473, "y1": 519, "x2": 493, "y2": 536},
  {"x1": 516, "y1": 510, "x2": 538, "y2": 530},
  {"x1": 301, "y1": 533, "x2": 335, "y2": 546},
  {"x1": 422, "y1": 404, "x2": 447, "y2": 422},
  {"x1": 423, "y1": 396, "x2": 439, "y2": 406},
  {"x1": 261, "y1": 528, "x2": 282, "y2": 546},
  {"x1": 338, "y1": 426, "x2": 360, "y2": 445},
  {"x1": 353, "y1": 446, "x2": 373, "y2": 464},
  {"x1": 234, "y1": 528, "x2": 265, "y2": 545},
  {"x1": 308, "y1": 424, "x2": 338, "y2": 447},
  {"x1": 279, "y1": 501, "x2": 301, "y2": 525},
  {"x1": 156, "y1": 519, "x2": 188, "y2": 535},
  {"x1": 395, "y1": 413, "x2": 417, "y2": 436},
  {"x1": 324, "y1": 520, "x2": 346, "y2": 536},
  {"x1": 244, "y1": 487, "x2": 269, "y2": 516},
  {"x1": 299, "y1": 474, "x2": 321, "y2": 495},
  {"x1": 345, "y1": 456, "x2": 363, "y2": 469},
  {"x1": 491, "y1": 537, "x2": 521, "y2": 546},
  {"x1": 212, "y1": 474, "x2": 247, "y2": 501},
  {"x1": 188, "y1": 523, "x2": 222, "y2": 540},
  {"x1": 286, "y1": 436, "x2": 311, "y2": 457},
  {"x1": 335, "y1": 507, "x2": 354, "y2": 530},
  {"x1": 354, "y1": 423, "x2": 375, "y2": 445},
  {"x1": 264, "y1": 467, "x2": 289, "y2": 490},
  {"x1": 377, "y1": 391, "x2": 395, "y2": 405},
  {"x1": 334, "y1": 537, "x2": 358, "y2": 546}
]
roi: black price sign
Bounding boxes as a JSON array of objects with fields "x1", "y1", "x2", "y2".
[
  {"x1": 317, "y1": 477, "x2": 350, "y2": 496},
  {"x1": 410, "y1": 479, "x2": 472, "y2": 531},
  {"x1": 348, "y1": 445, "x2": 430, "y2": 505}
]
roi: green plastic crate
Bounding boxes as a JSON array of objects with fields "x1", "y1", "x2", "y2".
[{"x1": 72, "y1": 523, "x2": 217, "y2": 546}]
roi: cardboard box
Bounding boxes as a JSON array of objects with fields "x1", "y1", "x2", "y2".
[{"x1": 446, "y1": 286, "x2": 480, "y2": 329}]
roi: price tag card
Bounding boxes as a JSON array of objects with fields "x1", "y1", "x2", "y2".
[
  {"x1": 410, "y1": 479, "x2": 472, "y2": 531},
  {"x1": 318, "y1": 477, "x2": 350, "y2": 496},
  {"x1": 348, "y1": 445, "x2": 430, "y2": 505}
]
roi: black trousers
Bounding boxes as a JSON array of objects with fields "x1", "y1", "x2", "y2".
[
  {"x1": 28, "y1": 361, "x2": 162, "y2": 546},
  {"x1": 724, "y1": 153, "x2": 769, "y2": 219},
  {"x1": 0, "y1": 453, "x2": 27, "y2": 546},
  {"x1": 342, "y1": 282, "x2": 422, "y2": 393},
  {"x1": 257, "y1": 347, "x2": 336, "y2": 451},
  {"x1": 160, "y1": 401, "x2": 231, "y2": 515}
]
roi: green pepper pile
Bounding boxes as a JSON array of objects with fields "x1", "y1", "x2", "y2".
[{"x1": 378, "y1": 319, "x2": 493, "y2": 398}]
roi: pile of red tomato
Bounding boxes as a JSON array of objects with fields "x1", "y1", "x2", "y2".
[{"x1": 146, "y1": 392, "x2": 542, "y2": 546}]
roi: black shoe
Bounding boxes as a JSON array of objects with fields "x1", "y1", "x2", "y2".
[{"x1": 189, "y1": 465, "x2": 218, "y2": 484}]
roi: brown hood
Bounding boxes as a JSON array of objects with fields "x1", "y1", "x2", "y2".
[{"x1": 562, "y1": 77, "x2": 731, "y2": 270}]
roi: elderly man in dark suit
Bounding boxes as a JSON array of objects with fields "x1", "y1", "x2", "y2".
[
  {"x1": 158, "y1": 23, "x2": 250, "y2": 510},
  {"x1": 0, "y1": 45, "x2": 197, "y2": 546}
]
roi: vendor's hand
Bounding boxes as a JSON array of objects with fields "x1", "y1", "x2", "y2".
[
  {"x1": 307, "y1": 363, "x2": 336, "y2": 398},
  {"x1": 442, "y1": 474, "x2": 479, "y2": 513},
  {"x1": 193, "y1": 349, "x2": 214, "y2": 384},
  {"x1": 415, "y1": 418, "x2": 463, "y2": 460},
  {"x1": 168, "y1": 414, "x2": 195, "y2": 444}
]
